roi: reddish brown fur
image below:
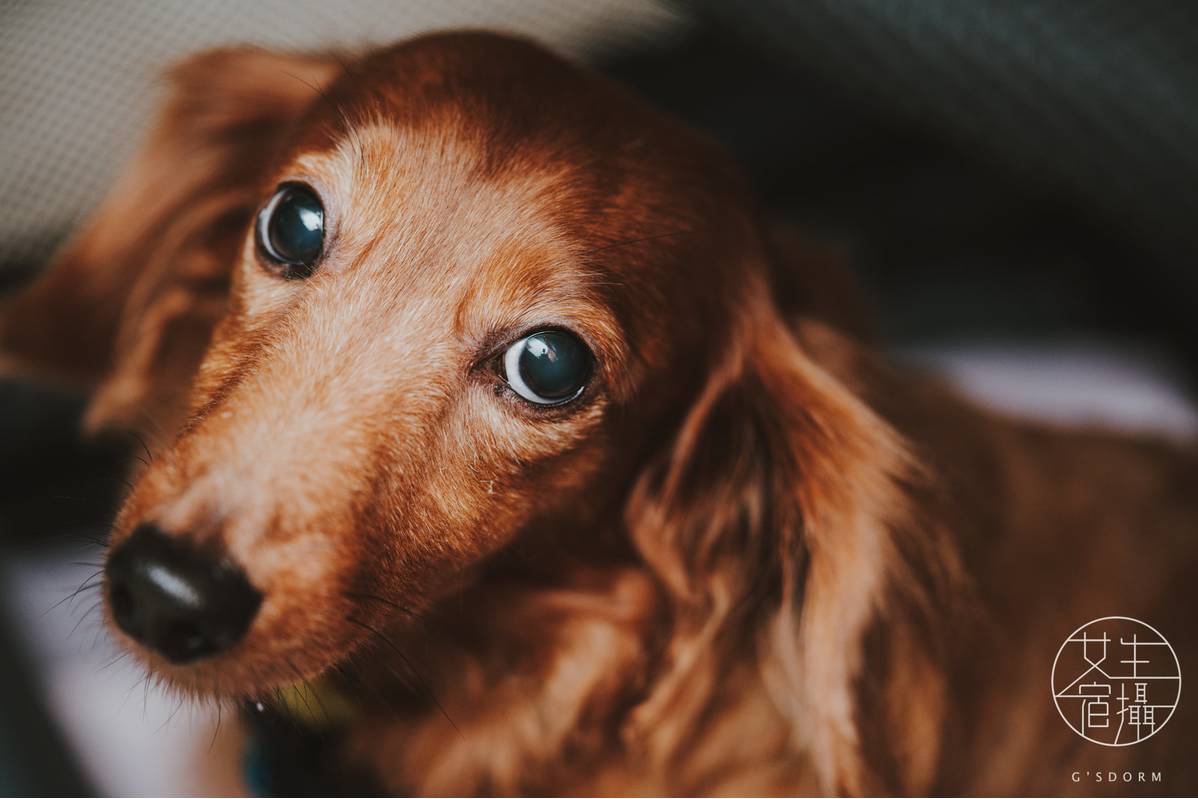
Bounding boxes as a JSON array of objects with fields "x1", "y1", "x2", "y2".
[{"x1": 2, "y1": 32, "x2": 1195, "y2": 795}]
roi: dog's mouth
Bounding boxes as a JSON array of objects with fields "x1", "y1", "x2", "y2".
[{"x1": 103, "y1": 520, "x2": 427, "y2": 705}]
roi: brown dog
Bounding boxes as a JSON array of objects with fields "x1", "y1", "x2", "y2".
[{"x1": 2, "y1": 32, "x2": 1195, "y2": 795}]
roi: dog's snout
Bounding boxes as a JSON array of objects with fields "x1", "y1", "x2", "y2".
[{"x1": 105, "y1": 523, "x2": 262, "y2": 663}]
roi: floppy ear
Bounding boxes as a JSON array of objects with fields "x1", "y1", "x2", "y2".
[
  {"x1": 625, "y1": 295, "x2": 963, "y2": 793},
  {"x1": 0, "y1": 48, "x2": 338, "y2": 444},
  {"x1": 766, "y1": 225, "x2": 873, "y2": 342}
]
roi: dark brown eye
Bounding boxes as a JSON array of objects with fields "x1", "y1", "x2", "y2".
[
  {"x1": 502, "y1": 330, "x2": 592, "y2": 406},
  {"x1": 256, "y1": 184, "x2": 324, "y2": 278}
]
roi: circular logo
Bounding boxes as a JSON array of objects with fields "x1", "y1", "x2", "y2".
[{"x1": 1052, "y1": 616, "x2": 1181, "y2": 746}]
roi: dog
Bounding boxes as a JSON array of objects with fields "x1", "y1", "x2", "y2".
[{"x1": 1, "y1": 32, "x2": 1195, "y2": 795}]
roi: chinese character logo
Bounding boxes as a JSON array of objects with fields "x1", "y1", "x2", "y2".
[{"x1": 1052, "y1": 616, "x2": 1181, "y2": 746}]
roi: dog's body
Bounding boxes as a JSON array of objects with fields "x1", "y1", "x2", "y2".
[
  {"x1": 331, "y1": 377, "x2": 1198, "y2": 796},
  {"x1": 1, "y1": 33, "x2": 1194, "y2": 795}
]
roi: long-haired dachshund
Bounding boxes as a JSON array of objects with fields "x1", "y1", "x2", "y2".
[{"x1": 1, "y1": 32, "x2": 1195, "y2": 795}]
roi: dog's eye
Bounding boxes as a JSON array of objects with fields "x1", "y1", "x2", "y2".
[
  {"x1": 256, "y1": 184, "x2": 324, "y2": 278},
  {"x1": 502, "y1": 330, "x2": 593, "y2": 406}
]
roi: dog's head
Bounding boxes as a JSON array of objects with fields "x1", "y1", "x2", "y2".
[
  {"x1": 63, "y1": 33, "x2": 776, "y2": 693},
  {"x1": 3, "y1": 34, "x2": 954, "y2": 787}
]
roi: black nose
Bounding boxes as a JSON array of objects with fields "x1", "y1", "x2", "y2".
[{"x1": 105, "y1": 523, "x2": 262, "y2": 663}]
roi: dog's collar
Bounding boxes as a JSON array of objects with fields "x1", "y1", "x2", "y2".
[
  {"x1": 240, "y1": 679, "x2": 372, "y2": 796},
  {"x1": 258, "y1": 678, "x2": 361, "y2": 729}
]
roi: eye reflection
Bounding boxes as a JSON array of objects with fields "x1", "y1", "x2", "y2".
[{"x1": 256, "y1": 184, "x2": 325, "y2": 278}]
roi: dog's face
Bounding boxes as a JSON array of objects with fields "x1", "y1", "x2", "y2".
[{"x1": 100, "y1": 35, "x2": 762, "y2": 695}]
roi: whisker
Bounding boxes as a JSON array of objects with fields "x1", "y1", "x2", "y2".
[
  {"x1": 268, "y1": 686, "x2": 306, "y2": 734},
  {"x1": 43, "y1": 570, "x2": 104, "y2": 616},
  {"x1": 142, "y1": 671, "x2": 153, "y2": 720},
  {"x1": 344, "y1": 590, "x2": 424, "y2": 621},
  {"x1": 132, "y1": 406, "x2": 171, "y2": 447},
  {"x1": 347, "y1": 615, "x2": 459, "y2": 734},
  {"x1": 209, "y1": 699, "x2": 223, "y2": 752},
  {"x1": 156, "y1": 694, "x2": 186, "y2": 734},
  {"x1": 331, "y1": 660, "x2": 401, "y2": 717},
  {"x1": 98, "y1": 650, "x2": 131, "y2": 673},
  {"x1": 119, "y1": 673, "x2": 148, "y2": 713},
  {"x1": 65, "y1": 530, "x2": 109, "y2": 547},
  {"x1": 283, "y1": 69, "x2": 358, "y2": 137},
  {"x1": 129, "y1": 429, "x2": 155, "y2": 467},
  {"x1": 286, "y1": 657, "x2": 333, "y2": 728},
  {"x1": 68, "y1": 599, "x2": 104, "y2": 639}
]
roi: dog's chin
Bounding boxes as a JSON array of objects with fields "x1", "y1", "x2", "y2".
[{"x1": 109, "y1": 625, "x2": 351, "y2": 703}]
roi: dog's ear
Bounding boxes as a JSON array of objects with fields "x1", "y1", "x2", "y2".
[
  {"x1": 766, "y1": 225, "x2": 872, "y2": 342},
  {"x1": 625, "y1": 295, "x2": 958, "y2": 792},
  {"x1": 0, "y1": 48, "x2": 338, "y2": 443}
]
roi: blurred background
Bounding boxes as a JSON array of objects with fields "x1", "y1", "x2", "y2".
[{"x1": 2, "y1": 0, "x2": 1196, "y2": 794}]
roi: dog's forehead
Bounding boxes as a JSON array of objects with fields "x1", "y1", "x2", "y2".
[
  {"x1": 261, "y1": 33, "x2": 759, "y2": 364},
  {"x1": 292, "y1": 118, "x2": 595, "y2": 312},
  {"x1": 280, "y1": 120, "x2": 624, "y2": 359},
  {"x1": 320, "y1": 33, "x2": 608, "y2": 137},
  {"x1": 281, "y1": 33, "x2": 752, "y2": 275},
  {"x1": 298, "y1": 33, "x2": 619, "y2": 175},
  {"x1": 283, "y1": 37, "x2": 632, "y2": 291}
]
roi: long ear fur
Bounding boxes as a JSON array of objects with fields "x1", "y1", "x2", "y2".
[
  {"x1": 626, "y1": 290, "x2": 967, "y2": 794},
  {"x1": 0, "y1": 48, "x2": 338, "y2": 445},
  {"x1": 766, "y1": 224, "x2": 872, "y2": 342}
]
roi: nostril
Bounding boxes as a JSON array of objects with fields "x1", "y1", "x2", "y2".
[
  {"x1": 104, "y1": 523, "x2": 262, "y2": 663},
  {"x1": 162, "y1": 620, "x2": 208, "y2": 661}
]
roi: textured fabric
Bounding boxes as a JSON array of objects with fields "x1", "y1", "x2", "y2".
[
  {"x1": 0, "y1": 0, "x2": 683, "y2": 270},
  {"x1": 687, "y1": 0, "x2": 1198, "y2": 308}
]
